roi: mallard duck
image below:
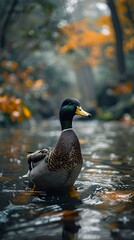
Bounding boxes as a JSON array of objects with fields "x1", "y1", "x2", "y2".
[{"x1": 24, "y1": 98, "x2": 90, "y2": 191}]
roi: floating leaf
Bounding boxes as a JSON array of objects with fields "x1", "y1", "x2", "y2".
[{"x1": 99, "y1": 190, "x2": 134, "y2": 202}]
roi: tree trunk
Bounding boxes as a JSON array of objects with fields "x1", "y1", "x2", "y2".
[
  {"x1": 0, "y1": 0, "x2": 18, "y2": 49},
  {"x1": 107, "y1": 0, "x2": 126, "y2": 82}
]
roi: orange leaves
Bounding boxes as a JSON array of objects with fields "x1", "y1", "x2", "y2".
[
  {"x1": 60, "y1": 19, "x2": 87, "y2": 53},
  {"x1": 60, "y1": 19, "x2": 112, "y2": 54},
  {"x1": 116, "y1": 0, "x2": 132, "y2": 24},
  {"x1": 1, "y1": 60, "x2": 18, "y2": 71},
  {"x1": 87, "y1": 57, "x2": 101, "y2": 67},
  {"x1": 104, "y1": 46, "x2": 115, "y2": 60},
  {"x1": 124, "y1": 37, "x2": 134, "y2": 52},
  {"x1": 0, "y1": 60, "x2": 32, "y2": 123},
  {"x1": 24, "y1": 79, "x2": 45, "y2": 90},
  {"x1": 25, "y1": 66, "x2": 35, "y2": 74},
  {"x1": 114, "y1": 81, "x2": 133, "y2": 95},
  {"x1": 33, "y1": 79, "x2": 44, "y2": 89},
  {"x1": 1, "y1": 60, "x2": 35, "y2": 85},
  {"x1": 59, "y1": 18, "x2": 115, "y2": 67},
  {"x1": 0, "y1": 58, "x2": 48, "y2": 124},
  {"x1": 87, "y1": 46, "x2": 102, "y2": 66},
  {"x1": 0, "y1": 95, "x2": 31, "y2": 123},
  {"x1": 25, "y1": 79, "x2": 33, "y2": 87},
  {"x1": 1, "y1": 59, "x2": 45, "y2": 91},
  {"x1": 60, "y1": 18, "x2": 89, "y2": 36},
  {"x1": 22, "y1": 106, "x2": 32, "y2": 118},
  {"x1": 97, "y1": 15, "x2": 113, "y2": 30},
  {"x1": 59, "y1": 0, "x2": 134, "y2": 67},
  {"x1": 18, "y1": 67, "x2": 35, "y2": 80}
]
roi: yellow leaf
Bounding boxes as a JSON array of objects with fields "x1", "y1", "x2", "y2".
[{"x1": 23, "y1": 106, "x2": 31, "y2": 118}]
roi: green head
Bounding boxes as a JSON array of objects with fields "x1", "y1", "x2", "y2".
[{"x1": 59, "y1": 98, "x2": 91, "y2": 130}]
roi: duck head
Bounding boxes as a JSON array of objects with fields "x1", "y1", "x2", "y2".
[{"x1": 59, "y1": 98, "x2": 91, "y2": 130}]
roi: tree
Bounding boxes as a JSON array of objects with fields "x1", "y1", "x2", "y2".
[
  {"x1": 107, "y1": 0, "x2": 126, "y2": 82},
  {"x1": 0, "y1": 0, "x2": 79, "y2": 124},
  {"x1": 0, "y1": 0, "x2": 18, "y2": 48},
  {"x1": 59, "y1": 0, "x2": 134, "y2": 82}
]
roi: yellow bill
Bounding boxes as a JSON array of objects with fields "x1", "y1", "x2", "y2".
[{"x1": 75, "y1": 106, "x2": 91, "y2": 117}]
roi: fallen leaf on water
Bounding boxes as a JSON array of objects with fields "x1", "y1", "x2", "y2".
[{"x1": 98, "y1": 190, "x2": 134, "y2": 202}]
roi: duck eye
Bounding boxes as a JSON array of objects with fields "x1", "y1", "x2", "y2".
[{"x1": 69, "y1": 102, "x2": 72, "y2": 105}]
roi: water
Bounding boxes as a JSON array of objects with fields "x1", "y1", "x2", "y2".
[{"x1": 0, "y1": 120, "x2": 134, "y2": 240}]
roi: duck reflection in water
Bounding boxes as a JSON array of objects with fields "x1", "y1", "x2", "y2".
[
  {"x1": 62, "y1": 220, "x2": 81, "y2": 240},
  {"x1": 11, "y1": 186, "x2": 81, "y2": 240}
]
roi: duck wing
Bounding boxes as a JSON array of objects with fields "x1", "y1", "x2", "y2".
[{"x1": 27, "y1": 147, "x2": 52, "y2": 170}]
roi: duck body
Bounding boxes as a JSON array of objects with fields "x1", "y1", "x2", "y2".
[
  {"x1": 29, "y1": 129, "x2": 82, "y2": 191},
  {"x1": 26, "y1": 98, "x2": 90, "y2": 191}
]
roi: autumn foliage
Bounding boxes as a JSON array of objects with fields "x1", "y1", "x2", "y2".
[
  {"x1": 0, "y1": 95, "x2": 31, "y2": 122},
  {"x1": 0, "y1": 57, "x2": 47, "y2": 124},
  {"x1": 59, "y1": 18, "x2": 114, "y2": 66},
  {"x1": 59, "y1": 0, "x2": 134, "y2": 67}
]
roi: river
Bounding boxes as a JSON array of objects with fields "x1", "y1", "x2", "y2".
[{"x1": 0, "y1": 120, "x2": 134, "y2": 240}]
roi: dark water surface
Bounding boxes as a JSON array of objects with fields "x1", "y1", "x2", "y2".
[{"x1": 0, "y1": 120, "x2": 134, "y2": 240}]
